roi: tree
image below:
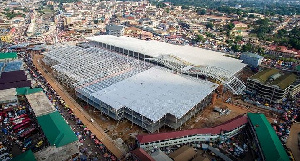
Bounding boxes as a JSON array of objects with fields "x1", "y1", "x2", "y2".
[
  {"x1": 235, "y1": 36, "x2": 243, "y2": 42},
  {"x1": 196, "y1": 34, "x2": 205, "y2": 42},
  {"x1": 205, "y1": 22, "x2": 214, "y2": 30},
  {"x1": 227, "y1": 23, "x2": 235, "y2": 30},
  {"x1": 257, "y1": 47, "x2": 265, "y2": 54},
  {"x1": 241, "y1": 43, "x2": 254, "y2": 52},
  {"x1": 231, "y1": 44, "x2": 240, "y2": 52},
  {"x1": 165, "y1": 8, "x2": 170, "y2": 13},
  {"x1": 248, "y1": 14, "x2": 255, "y2": 18},
  {"x1": 277, "y1": 29, "x2": 287, "y2": 37},
  {"x1": 197, "y1": 8, "x2": 206, "y2": 15},
  {"x1": 279, "y1": 16, "x2": 283, "y2": 22},
  {"x1": 156, "y1": 2, "x2": 167, "y2": 8},
  {"x1": 181, "y1": 5, "x2": 189, "y2": 10}
]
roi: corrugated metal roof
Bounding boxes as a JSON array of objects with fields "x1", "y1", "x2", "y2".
[
  {"x1": 87, "y1": 35, "x2": 246, "y2": 78},
  {"x1": 11, "y1": 150, "x2": 36, "y2": 161},
  {"x1": 37, "y1": 111, "x2": 78, "y2": 147},
  {"x1": 169, "y1": 146, "x2": 196, "y2": 161},
  {"x1": 16, "y1": 87, "x2": 43, "y2": 95},
  {"x1": 0, "y1": 52, "x2": 17, "y2": 59},
  {"x1": 250, "y1": 68, "x2": 297, "y2": 89},
  {"x1": 247, "y1": 113, "x2": 289, "y2": 161},
  {"x1": 137, "y1": 115, "x2": 248, "y2": 144},
  {"x1": 131, "y1": 148, "x2": 155, "y2": 161}
]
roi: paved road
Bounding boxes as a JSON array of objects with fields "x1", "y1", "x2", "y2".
[
  {"x1": 286, "y1": 123, "x2": 300, "y2": 161},
  {"x1": 33, "y1": 54, "x2": 125, "y2": 159}
]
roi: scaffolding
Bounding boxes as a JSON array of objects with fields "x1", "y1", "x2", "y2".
[
  {"x1": 43, "y1": 46, "x2": 153, "y2": 88},
  {"x1": 75, "y1": 67, "x2": 217, "y2": 133},
  {"x1": 43, "y1": 46, "x2": 218, "y2": 132},
  {"x1": 87, "y1": 37, "x2": 247, "y2": 95},
  {"x1": 152, "y1": 57, "x2": 246, "y2": 95}
]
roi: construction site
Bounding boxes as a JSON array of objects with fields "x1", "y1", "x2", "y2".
[{"x1": 38, "y1": 35, "x2": 273, "y2": 156}]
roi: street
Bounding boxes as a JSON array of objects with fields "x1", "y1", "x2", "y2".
[
  {"x1": 32, "y1": 54, "x2": 125, "y2": 159},
  {"x1": 286, "y1": 123, "x2": 300, "y2": 161}
]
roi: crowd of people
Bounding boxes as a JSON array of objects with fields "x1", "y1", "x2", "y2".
[
  {"x1": 243, "y1": 90, "x2": 299, "y2": 146},
  {"x1": 261, "y1": 58, "x2": 299, "y2": 71},
  {"x1": 272, "y1": 94, "x2": 300, "y2": 144},
  {"x1": 19, "y1": 51, "x2": 118, "y2": 160}
]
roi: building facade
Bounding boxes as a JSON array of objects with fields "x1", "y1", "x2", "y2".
[
  {"x1": 106, "y1": 24, "x2": 124, "y2": 36},
  {"x1": 136, "y1": 115, "x2": 248, "y2": 150},
  {"x1": 240, "y1": 52, "x2": 263, "y2": 68},
  {"x1": 247, "y1": 68, "x2": 299, "y2": 103}
]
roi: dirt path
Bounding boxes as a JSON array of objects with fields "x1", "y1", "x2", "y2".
[
  {"x1": 286, "y1": 123, "x2": 300, "y2": 161},
  {"x1": 32, "y1": 54, "x2": 125, "y2": 159}
]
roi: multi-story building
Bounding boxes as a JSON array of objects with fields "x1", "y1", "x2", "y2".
[
  {"x1": 240, "y1": 52, "x2": 263, "y2": 68},
  {"x1": 106, "y1": 24, "x2": 124, "y2": 36},
  {"x1": 247, "y1": 68, "x2": 299, "y2": 103}
]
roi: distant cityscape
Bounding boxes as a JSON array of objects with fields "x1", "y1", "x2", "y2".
[{"x1": 0, "y1": 0, "x2": 299, "y2": 161}]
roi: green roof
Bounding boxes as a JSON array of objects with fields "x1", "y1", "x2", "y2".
[
  {"x1": 270, "y1": 73, "x2": 297, "y2": 89},
  {"x1": 247, "y1": 113, "x2": 290, "y2": 161},
  {"x1": 16, "y1": 87, "x2": 43, "y2": 95},
  {"x1": 11, "y1": 150, "x2": 36, "y2": 161},
  {"x1": 0, "y1": 52, "x2": 17, "y2": 59},
  {"x1": 37, "y1": 111, "x2": 78, "y2": 147},
  {"x1": 296, "y1": 65, "x2": 300, "y2": 71},
  {"x1": 250, "y1": 68, "x2": 297, "y2": 89},
  {"x1": 251, "y1": 68, "x2": 279, "y2": 83}
]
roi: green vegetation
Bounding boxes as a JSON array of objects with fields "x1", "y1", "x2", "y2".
[
  {"x1": 192, "y1": 34, "x2": 205, "y2": 43},
  {"x1": 230, "y1": 43, "x2": 265, "y2": 54},
  {"x1": 205, "y1": 22, "x2": 214, "y2": 30},
  {"x1": 272, "y1": 27, "x2": 300, "y2": 50},
  {"x1": 196, "y1": 8, "x2": 206, "y2": 15},
  {"x1": 163, "y1": 0, "x2": 300, "y2": 15},
  {"x1": 156, "y1": 2, "x2": 167, "y2": 8},
  {"x1": 226, "y1": 22, "x2": 235, "y2": 31},
  {"x1": 1, "y1": 9, "x2": 25, "y2": 19},
  {"x1": 251, "y1": 18, "x2": 275, "y2": 40}
]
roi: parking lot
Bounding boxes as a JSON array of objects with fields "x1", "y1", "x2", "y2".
[{"x1": 0, "y1": 96, "x2": 48, "y2": 160}]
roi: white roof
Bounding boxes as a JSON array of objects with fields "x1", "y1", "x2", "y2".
[
  {"x1": 92, "y1": 67, "x2": 218, "y2": 121},
  {"x1": 0, "y1": 88, "x2": 17, "y2": 103},
  {"x1": 87, "y1": 35, "x2": 246, "y2": 77},
  {"x1": 26, "y1": 92, "x2": 56, "y2": 116}
]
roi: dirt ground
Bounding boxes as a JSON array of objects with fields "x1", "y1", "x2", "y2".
[
  {"x1": 35, "y1": 53, "x2": 279, "y2": 158},
  {"x1": 182, "y1": 99, "x2": 249, "y2": 130},
  {"x1": 33, "y1": 54, "x2": 124, "y2": 159}
]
